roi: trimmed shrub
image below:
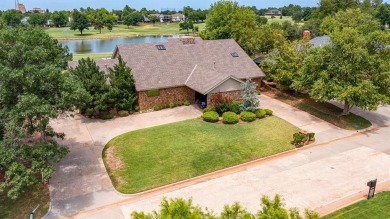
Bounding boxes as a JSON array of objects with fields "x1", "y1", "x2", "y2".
[
  {"x1": 118, "y1": 110, "x2": 129, "y2": 117},
  {"x1": 255, "y1": 109, "x2": 267, "y2": 119},
  {"x1": 210, "y1": 93, "x2": 233, "y2": 116},
  {"x1": 240, "y1": 111, "x2": 256, "y2": 122},
  {"x1": 265, "y1": 109, "x2": 273, "y2": 116},
  {"x1": 101, "y1": 114, "x2": 114, "y2": 120},
  {"x1": 222, "y1": 112, "x2": 239, "y2": 124},
  {"x1": 292, "y1": 132, "x2": 305, "y2": 147},
  {"x1": 230, "y1": 102, "x2": 242, "y2": 114},
  {"x1": 309, "y1": 132, "x2": 315, "y2": 141},
  {"x1": 134, "y1": 105, "x2": 140, "y2": 112},
  {"x1": 184, "y1": 100, "x2": 191, "y2": 106},
  {"x1": 169, "y1": 102, "x2": 176, "y2": 108},
  {"x1": 86, "y1": 108, "x2": 94, "y2": 117},
  {"x1": 153, "y1": 105, "x2": 161, "y2": 111},
  {"x1": 203, "y1": 108, "x2": 215, "y2": 113},
  {"x1": 147, "y1": 89, "x2": 160, "y2": 97},
  {"x1": 202, "y1": 111, "x2": 219, "y2": 123}
]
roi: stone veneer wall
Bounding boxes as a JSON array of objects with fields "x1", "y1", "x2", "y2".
[
  {"x1": 207, "y1": 90, "x2": 242, "y2": 108},
  {"x1": 251, "y1": 77, "x2": 262, "y2": 90},
  {"x1": 138, "y1": 86, "x2": 195, "y2": 111}
]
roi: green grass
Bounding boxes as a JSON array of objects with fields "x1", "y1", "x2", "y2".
[
  {"x1": 263, "y1": 15, "x2": 294, "y2": 24},
  {"x1": 322, "y1": 192, "x2": 390, "y2": 219},
  {"x1": 103, "y1": 117, "x2": 299, "y2": 193},
  {"x1": 72, "y1": 52, "x2": 113, "y2": 61},
  {"x1": 265, "y1": 91, "x2": 372, "y2": 130},
  {"x1": 46, "y1": 23, "x2": 206, "y2": 39},
  {"x1": 0, "y1": 184, "x2": 50, "y2": 219}
]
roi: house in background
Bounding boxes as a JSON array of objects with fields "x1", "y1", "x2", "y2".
[
  {"x1": 171, "y1": 13, "x2": 185, "y2": 22},
  {"x1": 16, "y1": 3, "x2": 26, "y2": 13},
  {"x1": 68, "y1": 38, "x2": 265, "y2": 111},
  {"x1": 149, "y1": 14, "x2": 171, "y2": 23},
  {"x1": 265, "y1": 9, "x2": 282, "y2": 16},
  {"x1": 29, "y1": 8, "x2": 45, "y2": 13}
]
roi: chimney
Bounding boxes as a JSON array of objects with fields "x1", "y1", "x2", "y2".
[{"x1": 180, "y1": 37, "x2": 196, "y2": 45}]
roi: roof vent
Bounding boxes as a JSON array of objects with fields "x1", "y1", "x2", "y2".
[
  {"x1": 156, "y1": 45, "x2": 166, "y2": 50},
  {"x1": 230, "y1": 52, "x2": 239, "y2": 57},
  {"x1": 180, "y1": 38, "x2": 196, "y2": 45}
]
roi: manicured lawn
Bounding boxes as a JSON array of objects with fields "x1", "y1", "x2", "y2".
[
  {"x1": 263, "y1": 15, "x2": 294, "y2": 24},
  {"x1": 46, "y1": 23, "x2": 206, "y2": 39},
  {"x1": 0, "y1": 184, "x2": 50, "y2": 219},
  {"x1": 103, "y1": 117, "x2": 299, "y2": 194},
  {"x1": 264, "y1": 90, "x2": 372, "y2": 130},
  {"x1": 322, "y1": 192, "x2": 390, "y2": 219},
  {"x1": 72, "y1": 52, "x2": 113, "y2": 61}
]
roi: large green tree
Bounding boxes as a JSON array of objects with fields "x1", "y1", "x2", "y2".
[
  {"x1": 123, "y1": 11, "x2": 144, "y2": 28},
  {"x1": 28, "y1": 12, "x2": 48, "y2": 27},
  {"x1": 70, "y1": 10, "x2": 90, "y2": 35},
  {"x1": 69, "y1": 58, "x2": 110, "y2": 112},
  {"x1": 200, "y1": 1, "x2": 259, "y2": 54},
  {"x1": 1, "y1": 9, "x2": 23, "y2": 27},
  {"x1": 0, "y1": 26, "x2": 89, "y2": 199},
  {"x1": 179, "y1": 20, "x2": 194, "y2": 33},
  {"x1": 375, "y1": 3, "x2": 390, "y2": 28},
  {"x1": 293, "y1": 10, "x2": 390, "y2": 115},
  {"x1": 108, "y1": 56, "x2": 137, "y2": 111},
  {"x1": 52, "y1": 11, "x2": 68, "y2": 27}
]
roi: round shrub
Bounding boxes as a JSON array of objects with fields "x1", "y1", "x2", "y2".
[
  {"x1": 203, "y1": 108, "x2": 215, "y2": 113},
  {"x1": 134, "y1": 105, "x2": 140, "y2": 112},
  {"x1": 184, "y1": 100, "x2": 191, "y2": 106},
  {"x1": 230, "y1": 102, "x2": 242, "y2": 114},
  {"x1": 118, "y1": 110, "x2": 129, "y2": 117},
  {"x1": 240, "y1": 111, "x2": 256, "y2": 122},
  {"x1": 101, "y1": 114, "x2": 114, "y2": 120},
  {"x1": 202, "y1": 111, "x2": 219, "y2": 123},
  {"x1": 265, "y1": 109, "x2": 273, "y2": 116},
  {"x1": 222, "y1": 112, "x2": 239, "y2": 124},
  {"x1": 86, "y1": 108, "x2": 94, "y2": 118},
  {"x1": 153, "y1": 105, "x2": 161, "y2": 111},
  {"x1": 169, "y1": 102, "x2": 176, "y2": 108},
  {"x1": 254, "y1": 109, "x2": 266, "y2": 119}
]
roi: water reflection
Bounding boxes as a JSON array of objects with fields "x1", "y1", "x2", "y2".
[{"x1": 59, "y1": 35, "x2": 180, "y2": 54}]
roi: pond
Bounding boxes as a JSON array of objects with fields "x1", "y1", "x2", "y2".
[{"x1": 59, "y1": 35, "x2": 181, "y2": 54}]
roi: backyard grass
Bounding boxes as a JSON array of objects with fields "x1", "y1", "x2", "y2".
[
  {"x1": 322, "y1": 192, "x2": 390, "y2": 219},
  {"x1": 0, "y1": 183, "x2": 50, "y2": 219},
  {"x1": 264, "y1": 90, "x2": 372, "y2": 130},
  {"x1": 103, "y1": 117, "x2": 299, "y2": 194},
  {"x1": 72, "y1": 52, "x2": 113, "y2": 61},
  {"x1": 263, "y1": 15, "x2": 294, "y2": 24},
  {"x1": 46, "y1": 23, "x2": 206, "y2": 39}
]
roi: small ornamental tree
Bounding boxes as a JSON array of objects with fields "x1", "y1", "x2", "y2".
[{"x1": 240, "y1": 79, "x2": 259, "y2": 112}]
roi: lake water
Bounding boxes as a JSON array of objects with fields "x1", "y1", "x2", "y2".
[{"x1": 59, "y1": 35, "x2": 180, "y2": 54}]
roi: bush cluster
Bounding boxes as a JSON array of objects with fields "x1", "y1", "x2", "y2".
[
  {"x1": 202, "y1": 111, "x2": 219, "y2": 123},
  {"x1": 153, "y1": 100, "x2": 191, "y2": 111},
  {"x1": 118, "y1": 110, "x2": 129, "y2": 117},
  {"x1": 101, "y1": 114, "x2": 114, "y2": 120},
  {"x1": 265, "y1": 109, "x2": 273, "y2": 115},
  {"x1": 86, "y1": 109, "x2": 94, "y2": 118},
  {"x1": 292, "y1": 132, "x2": 305, "y2": 147},
  {"x1": 209, "y1": 94, "x2": 242, "y2": 115},
  {"x1": 222, "y1": 112, "x2": 239, "y2": 124},
  {"x1": 240, "y1": 111, "x2": 256, "y2": 122}
]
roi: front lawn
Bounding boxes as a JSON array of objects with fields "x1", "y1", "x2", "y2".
[
  {"x1": 103, "y1": 117, "x2": 299, "y2": 193},
  {"x1": 72, "y1": 52, "x2": 113, "y2": 61},
  {"x1": 322, "y1": 192, "x2": 390, "y2": 219},
  {"x1": 264, "y1": 90, "x2": 372, "y2": 130},
  {"x1": 0, "y1": 184, "x2": 50, "y2": 219}
]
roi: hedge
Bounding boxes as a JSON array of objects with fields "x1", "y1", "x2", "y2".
[
  {"x1": 203, "y1": 111, "x2": 219, "y2": 123},
  {"x1": 101, "y1": 114, "x2": 114, "y2": 120},
  {"x1": 265, "y1": 109, "x2": 273, "y2": 116},
  {"x1": 118, "y1": 110, "x2": 129, "y2": 117},
  {"x1": 222, "y1": 112, "x2": 239, "y2": 124},
  {"x1": 240, "y1": 111, "x2": 256, "y2": 122}
]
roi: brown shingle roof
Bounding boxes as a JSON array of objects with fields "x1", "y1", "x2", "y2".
[
  {"x1": 114, "y1": 38, "x2": 265, "y2": 92},
  {"x1": 68, "y1": 59, "x2": 118, "y2": 74}
]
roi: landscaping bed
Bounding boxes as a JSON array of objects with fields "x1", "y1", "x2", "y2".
[
  {"x1": 103, "y1": 117, "x2": 299, "y2": 194},
  {"x1": 263, "y1": 90, "x2": 372, "y2": 130},
  {"x1": 322, "y1": 192, "x2": 390, "y2": 219},
  {"x1": 0, "y1": 183, "x2": 50, "y2": 219}
]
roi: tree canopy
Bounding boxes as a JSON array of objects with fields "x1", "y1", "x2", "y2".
[
  {"x1": 0, "y1": 26, "x2": 89, "y2": 199},
  {"x1": 70, "y1": 10, "x2": 90, "y2": 35},
  {"x1": 1, "y1": 9, "x2": 23, "y2": 27}
]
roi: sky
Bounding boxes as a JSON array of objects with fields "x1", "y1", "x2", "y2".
[{"x1": 2, "y1": 0, "x2": 323, "y2": 11}]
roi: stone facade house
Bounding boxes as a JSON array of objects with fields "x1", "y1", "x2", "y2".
[
  {"x1": 171, "y1": 13, "x2": 185, "y2": 22},
  {"x1": 68, "y1": 38, "x2": 265, "y2": 112}
]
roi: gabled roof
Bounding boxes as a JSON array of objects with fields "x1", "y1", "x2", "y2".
[
  {"x1": 113, "y1": 38, "x2": 265, "y2": 91},
  {"x1": 68, "y1": 59, "x2": 117, "y2": 74}
]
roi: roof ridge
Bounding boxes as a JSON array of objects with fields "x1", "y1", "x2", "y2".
[{"x1": 185, "y1": 64, "x2": 198, "y2": 85}]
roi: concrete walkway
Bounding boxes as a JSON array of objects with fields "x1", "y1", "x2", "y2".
[
  {"x1": 46, "y1": 106, "x2": 202, "y2": 219},
  {"x1": 45, "y1": 96, "x2": 390, "y2": 219}
]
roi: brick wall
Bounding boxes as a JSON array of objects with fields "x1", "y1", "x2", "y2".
[
  {"x1": 207, "y1": 90, "x2": 242, "y2": 107},
  {"x1": 251, "y1": 77, "x2": 262, "y2": 90},
  {"x1": 138, "y1": 86, "x2": 195, "y2": 111}
]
